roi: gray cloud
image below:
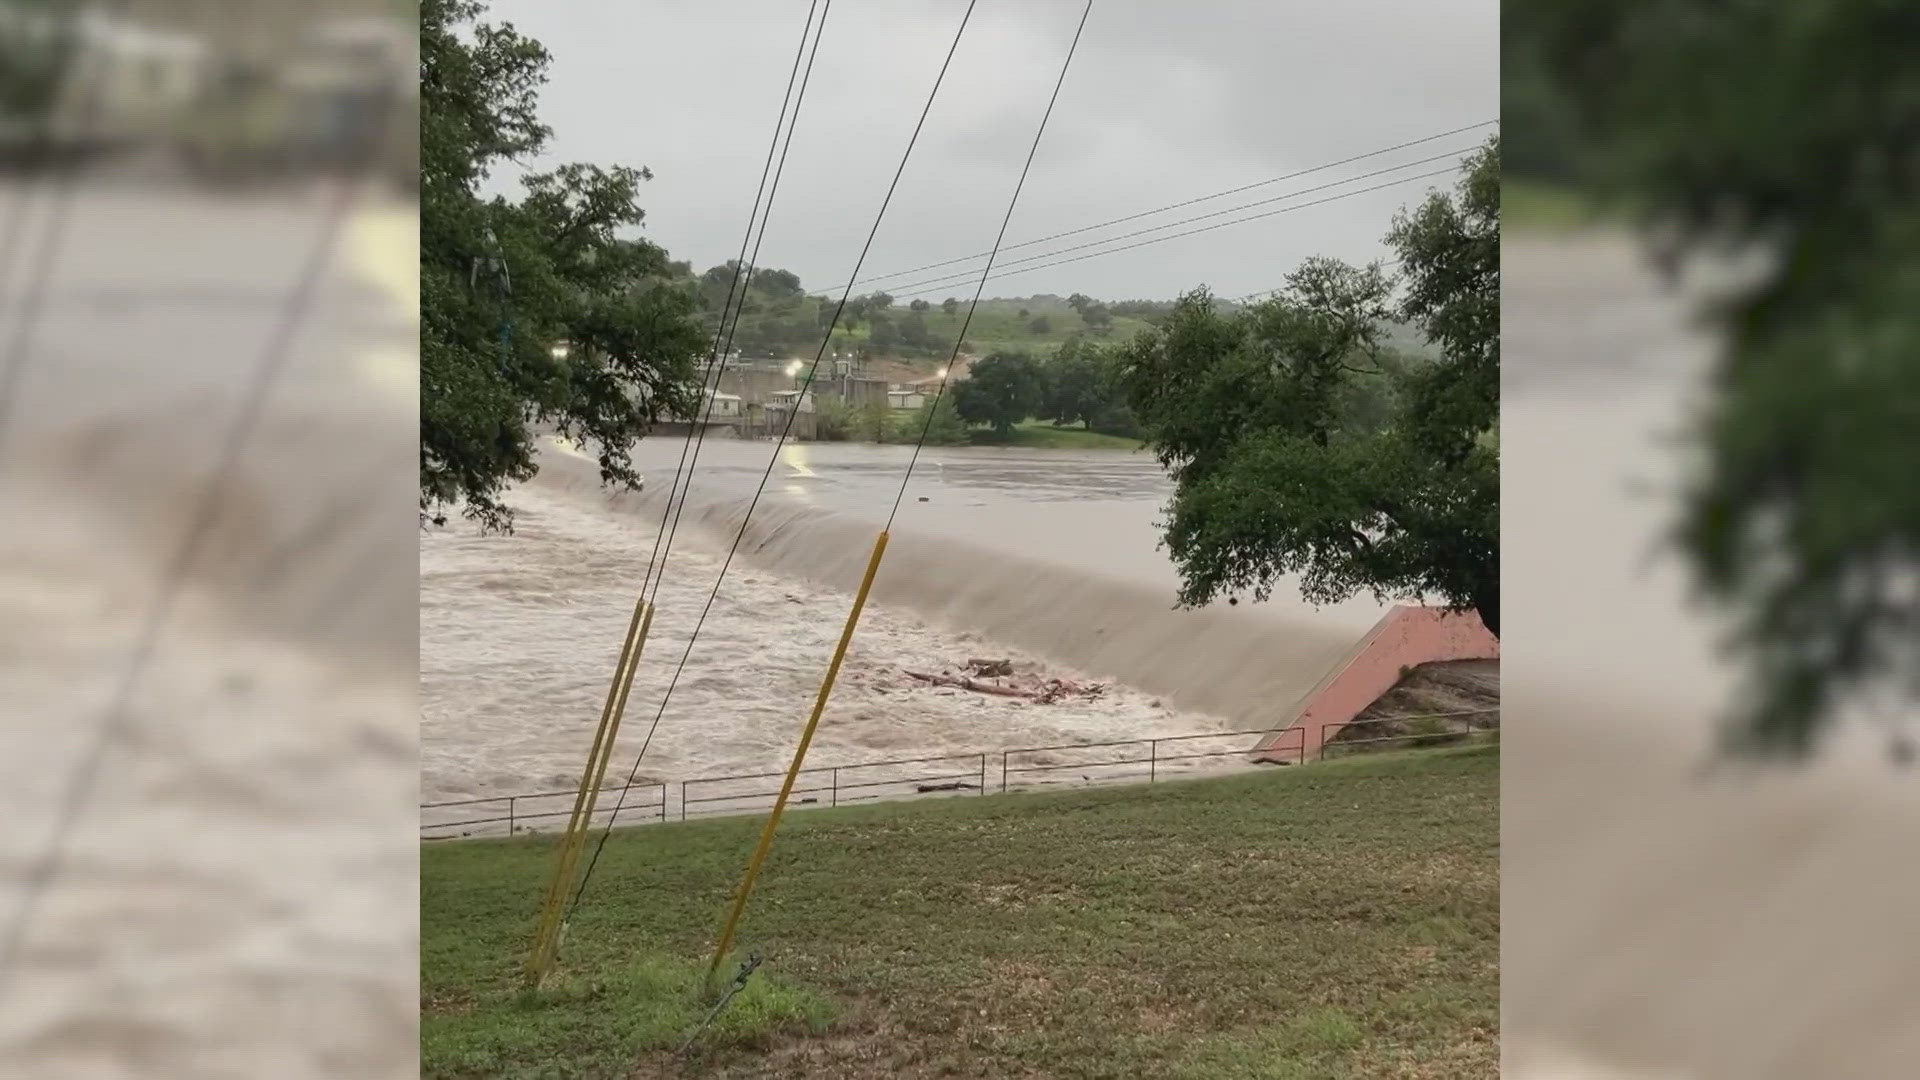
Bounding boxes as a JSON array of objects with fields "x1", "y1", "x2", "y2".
[{"x1": 484, "y1": 0, "x2": 1496, "y2": 301}]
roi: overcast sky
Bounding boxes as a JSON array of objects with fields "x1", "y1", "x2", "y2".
[{"x1": 482, "y1": 0, "x2": 1496, "y2": 303}]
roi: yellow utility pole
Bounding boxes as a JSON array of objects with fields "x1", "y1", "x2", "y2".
[
  {"x1": 705, "y1": 530, "x2": 889, "y2": 993},
  {"x1": 524, "y1": 593, "x2": 654, "y2": 988}
]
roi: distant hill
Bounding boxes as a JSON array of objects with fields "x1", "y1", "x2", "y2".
[
  {"x1": 675, "y1": 260, "x2": 1178, "y2": 369},
  {"x1": 855, "y1": 295, "x2": 1164, "y2": 363},
  {"x1": 675, "y1": 260, "x2": 1439, "y2": 371}
]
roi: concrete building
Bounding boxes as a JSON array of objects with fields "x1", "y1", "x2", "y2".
[
  {"x1": 700, "y1": 390, "x2": 743, "y2": 420},
  {"x1": 768, "y1": 389, "x2": 815, "y2": 414},
  {"x1": 714, "y1": 363, "x2": 796, "y2": 408}
]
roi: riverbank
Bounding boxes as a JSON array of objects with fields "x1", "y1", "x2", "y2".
[{"x1": 422, "y1": 746, "x2": 1498, "y2": 1079}]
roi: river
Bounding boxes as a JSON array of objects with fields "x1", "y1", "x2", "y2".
[{"x1": 420, "y1": 436, "x2": 1392, "y2": 827}]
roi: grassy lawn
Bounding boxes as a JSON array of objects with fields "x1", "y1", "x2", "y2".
[
  {"x1": 911, "y1": 298, "x2": 1156, "y2": 357},
  {"x1": 423, "y1": 746, "x2": 1498, "y2": 1079},
  {"x1": 968, "y1": 419, "x2": 1146, "y2": 451}
]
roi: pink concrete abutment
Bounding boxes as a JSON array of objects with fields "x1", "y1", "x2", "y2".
[{"x1": 1251, "y1": 605, "x2": 1499, "y2": 762}]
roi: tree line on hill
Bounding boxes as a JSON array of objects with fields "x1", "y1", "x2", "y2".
[
  {"x1": 808, "y1": 333, "x2": 1142, "y2": 448},
  {"x1": 667, "y1": 261, "x2": 1180, "y2": 360},
  {"x1": 948, "y1": 339, "x2": 1138, "y2": 437}
]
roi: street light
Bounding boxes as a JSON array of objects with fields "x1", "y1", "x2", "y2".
[
  {"x1": 550, "y1": 344, "x2": 570, "y2": 360},
  {"x1": 785, "y1": 360, "x2": 802, "y2": 377}
]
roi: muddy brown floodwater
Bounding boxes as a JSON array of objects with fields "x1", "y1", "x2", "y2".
[
  {"x1": 420, "y1": 437, "x2": 1393, "y2": 829},
  {"x1": 0, "y1": 183, "x2": 417, "y2": 1078}
]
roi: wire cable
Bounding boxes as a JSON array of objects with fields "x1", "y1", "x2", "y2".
[
  {"x1": 565, "y1": 0, "x2": 984, "y2": 922},
  {"x1": 0, "y1": 158, "x2": 47, "y2": 302},
  {"x1": 0, "y1": 0, "x2": 132, "y2": 450},
  {"x1": 628, "y1": 0, "x2": 825, "y2": 609},
  {"x1": 872, "y1": 148, "x2": 1473, "y2": 301},
  {"x1": 522, "y1": 0, "x2": 827, "y2": 983},
  {"x1": 0, "y1": 166, "x2": 365, "y2": 992},
  {"x1": 887, "y1": 166, "x2": 1460, "y2": 301},
  {"x1": 847, "y1": 118, "x2": 1495, "y2": 291},
  {"x1": 640, "y1": 3, "x2": 831, "y2": 615},
  {"x1": 889, "y1": 0, "x2": 1092, "y2": 530}
]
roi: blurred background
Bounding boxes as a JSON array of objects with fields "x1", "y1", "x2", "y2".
[
  {"x1": 0, "y1": 1, "x2": 417, "y2": 1077},
  {"x1": 3, "y1": 0, "x2": 1915, "y2": 1077},
  {"x1": 0, "y1": 0, "x2": 415, "y2": 186},
  {"x1": 1502, "y1": 3, "x2": 1918, "y2": 1078}
]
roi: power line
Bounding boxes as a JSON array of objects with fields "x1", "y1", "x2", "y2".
[
  {"x1": 521, "y1": 6, "x2": 828, "y2": 988},
  {"x1": 0, "y1": 156, "x2": 46, "y2": 301},
  {"x1": 848, "y1": 118, "x2": 1495, "y2": 291},
  {"x1": 0, "y1": 166, "x2": 365, "y2": 994},
  {"x1": 888, "y1": 166, "x2": 1460, "y2": 301},
  {"x1": 565, "y1": 0, "x2": 984, "y2": 921},
  {"x1": 892, "y1": 0, "x2": 1091, "y2": 530},
  {"x1": 631, "y1": 0, "x2": 825, "y2": 611},
  {"x1": 641, "y1": 0, "x2": 828, "y2": 615},
  {"x1": 699, "y1": 0, "x2": 1095, "y2": 990},
  {"x1": 873, "y1": 149, "x2": 1473, "y2": 300},
  {"x1": 0, "y1": 0, "x2": 133, "y2": 451}
]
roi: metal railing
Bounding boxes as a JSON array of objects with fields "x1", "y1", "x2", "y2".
[
  {"x1": 419, "y1": 708, "x2": 1496, "y2": 839},
  {"x1": 999, "y1": 726, "x2": 1307, "y2": 791},
  {"x1": 681, "y1": 752, "x2": 990, "y2": 821},
  {"x1": 420, "y1": 781, "x2": 668, "y2": 841}
]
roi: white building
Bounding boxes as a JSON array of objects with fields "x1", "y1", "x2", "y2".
[
  {"x1": 768, "y1": 389, "x2": 816, "y2": 414},
  {"x1": 672, "y1": 386, "x2": 742, "y2": 422},
  {"x1": 703, "y1": 390, "x2": 743, "y2": 419}
]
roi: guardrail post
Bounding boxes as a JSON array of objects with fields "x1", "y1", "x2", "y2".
[
  {"x1": 508, "y1": 796, "x2": 516, "y2": 836},
  {"x1": 1000, "y1": 750, "x2": 1009, "y2": 793},
  {"x1": 679, "y1": 781, "x2": 688, "y2": 822},
  {"x1": 1149, "y1": 740, "x2": 1157, "y2": 784},
  {"x1": 978, "y1": 754, "x2": 987, "y2": 795},
  {"x1": 830, "y1": 767, "x2": 839, "y2": 808}
]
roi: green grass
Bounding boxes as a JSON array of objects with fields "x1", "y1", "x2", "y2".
[
  {"x1": 915, "y1": 298, "x2": 1157, "y2": 357},
  {"x1": 811, "y1": 297, "x2": 1158, "y2": 362},
  {"x1": 968, "y1": 419, "x2": 1146, "y2": 450},
  {"x1": 421, "y1": 955, "x2": 832, "y2": 1079},
  {"x1": 423, "y1": 747, "x2": 1498, "y2": 1079}
]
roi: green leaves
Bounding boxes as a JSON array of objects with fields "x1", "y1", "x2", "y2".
[
  {"x1": 420, "y1": 0, "x2": 706, "y2": 530},
  {"x1": 1039, "y1": 337, "x2": 1116, "y2": 430},
  {"x1": 1518, "y1": 3, "x2": 1920, "y2": 755},
  {"x1": 910, "y1": 392, "x2": 969, "y2": 447},
  {"x1": 1124, "y1": 141, "x2": 1499, "y2": 634},
  {"x1": 954, "y1": 352, "x2": 1047, "y2": 435}
]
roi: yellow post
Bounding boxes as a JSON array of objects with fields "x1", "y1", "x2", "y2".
[
  {"x1": 524, "y1": 592, "x2": 652, "y2": 987},
  {"x1": 705, "y1": 530, "x2": 890, "y2": 993},
  {"x1": 582, "y1": 600, "x2": 654, "y2": 822},
  {"x1": 541, "y1": 599, "x2": 655, "y2": 976}
]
